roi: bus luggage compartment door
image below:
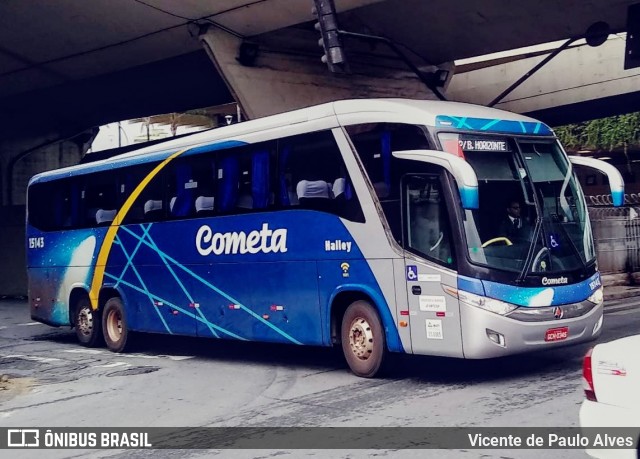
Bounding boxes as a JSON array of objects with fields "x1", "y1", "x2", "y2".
[{"x1": 404, "y1": 260, "x2": 463, "y2": 358}]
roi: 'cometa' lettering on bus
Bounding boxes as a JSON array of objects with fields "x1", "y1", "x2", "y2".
[
  {"x1": 542, "y1": 276, "x2": 569, "y2": 286},
  {"x1": 196, "y1": 223, "x2": 288, "y2": 255}
]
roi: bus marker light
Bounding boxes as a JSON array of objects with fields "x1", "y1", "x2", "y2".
[
  {"x1": 189, "y1": 303, "x2": 200, "y2": 308},
  {"x1": 171, "y1": 310, "x2": 179, "y2": 315},
  {"x1": 262, "y1": 314, "x2": 270, "y2": 320},
  {"x1": 436, "y1": 312, "x2": 445, "y2": 317},
  {"x1": 399, "y1": 321, "x2": 408, "y2": 327},
  {"x1": 154, "y1": 301, "x2": 163, "y2": 307},
  {"x1": 400, "y1": 310, "x2": 409, "y2": 316},
  {"x1": 486, "y1": 329, "x2": 505, "y2": 347},
  {"x1": 592, "y1": 315, "x2": 603, "y2": 335},
  {"x1": 442, "y1": 286, "x2": 458, "y2": 298},
  {"x1": 270, "y1": 305, "x2": 284, "y2": 311},
  {"x1": 229, "y1": 304, "x2": 241, "y2": 310}
]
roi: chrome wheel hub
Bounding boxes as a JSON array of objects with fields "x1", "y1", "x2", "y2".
[
  {"x1": 77, "y1": 308, "x2": 93, "y2": 336},
  {"x1": 349, "y1": 317, "x2": 374, "y2": 360}
]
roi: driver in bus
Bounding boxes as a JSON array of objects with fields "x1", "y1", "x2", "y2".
[{"x1": 497, "y1": 199, "x2": 532, "y2": 243}]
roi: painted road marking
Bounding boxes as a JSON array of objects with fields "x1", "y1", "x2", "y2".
[
  {"x1": 607, "y1": 309, "x2": 640, "y2": 316},
  {"x1": 92, "y1": 362, "x2": 131, "y2": 368},
  {"x1": 63, "y1": 349, "x2": 193, "y2": 361},
  {"x1": 2, "y1": 354, "x2": 62, "y2": 363}
]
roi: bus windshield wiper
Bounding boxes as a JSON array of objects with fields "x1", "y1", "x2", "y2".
[
  {"x1": 517, "y1": 216, "x2": 543, "y2": 282},
  {"x1": 553, "y1": 216, "x2": 588, "y2": 269}
]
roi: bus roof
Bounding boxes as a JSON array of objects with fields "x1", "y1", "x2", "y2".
[{"x1": 30, "y1": 98, "x2": 553, "y2": 184}]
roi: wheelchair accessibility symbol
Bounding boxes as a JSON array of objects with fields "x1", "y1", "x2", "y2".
[
  {"x1": 549, "y1": 234, "x2": 559, "y2": 249},
  {"x1": 406, "y1": 265, "x2": 418, "y2": 281}
]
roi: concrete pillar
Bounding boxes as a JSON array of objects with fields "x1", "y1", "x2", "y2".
[{"x1": 198, "y1": 27, "x2": 452, "y2": 119}]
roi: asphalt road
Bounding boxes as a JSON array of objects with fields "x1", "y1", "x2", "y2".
[{"x1": 0, "y1": 297, "x2": 638, "y2": 459}]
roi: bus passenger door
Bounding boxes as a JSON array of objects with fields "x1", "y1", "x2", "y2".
[{"x1": 402, "y1": 175, "x2": 464, "y2": 357}]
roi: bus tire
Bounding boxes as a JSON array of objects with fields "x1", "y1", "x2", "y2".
[
  {"x1": 74, "y1": 297, "x2": 103, "y2": 347},
  {"x1": 102, "y1": 297, "x2": 132, "y2": 353},
  {"x1": 341, "y1": 300, "x2": 386, "y2": 378}
]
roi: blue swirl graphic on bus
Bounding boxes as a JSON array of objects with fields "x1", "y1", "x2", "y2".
[{"x1": 435, "y1": 115, "x2": 553, "y2": 136}]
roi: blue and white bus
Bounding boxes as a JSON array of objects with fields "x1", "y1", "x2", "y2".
[{"x1": 26, "y1": 99, "x2": 623, "y2": 377}]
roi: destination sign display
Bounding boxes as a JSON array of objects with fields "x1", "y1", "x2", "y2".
[{"x1": 459, "y1": 138, "x2": 510, "y2": 152}]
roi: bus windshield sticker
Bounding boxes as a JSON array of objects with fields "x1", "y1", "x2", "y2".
[{"x1": 459, "y1": 137, "x2": 510, "y2": 152}]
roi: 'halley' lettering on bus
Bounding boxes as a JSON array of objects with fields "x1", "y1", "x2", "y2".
[
  {"x1": 196, "y1": 223, "x2": 287, "y2": 256},
  {"x1": 325, "y1": 239, "x2": 352, "y2": 252}
]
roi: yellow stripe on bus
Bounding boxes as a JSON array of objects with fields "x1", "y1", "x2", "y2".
[{"x1": 89, "y1": 149, "x2": 187, "y2": 309}]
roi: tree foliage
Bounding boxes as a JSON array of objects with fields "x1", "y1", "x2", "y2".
[{"x1": 554, "y1": 113, "x2": 640, "y2": 151}]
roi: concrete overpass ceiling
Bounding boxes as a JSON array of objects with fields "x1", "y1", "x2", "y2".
[
  {"x1": 0, "y1": 0, "x2": 379, "y2": 99},
  {"x1": 346, "y1": 0, "x2": 634, "y2": 63},
  {"x1": 0, "y1": 0, "x2": 638, "y2": 140},
  {"x1": 0, "y1": 50, "x2": 233, "y2": 138}
]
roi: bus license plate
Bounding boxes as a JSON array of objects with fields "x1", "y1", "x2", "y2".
[{"x1": 545, "y1": 327, "x2": 569, "y2": 342}]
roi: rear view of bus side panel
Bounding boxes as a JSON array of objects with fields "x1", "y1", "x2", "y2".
[{"x1": 28, "y1": 227, "x2": 102, "y2": 327}]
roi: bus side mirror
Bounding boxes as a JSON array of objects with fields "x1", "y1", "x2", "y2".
[
  {"x1": 393, "y1": 150, "x2": 479, "y2": 209},
  {"x1": 569, "y1": 156, "x2": 625, "y2": 207}
]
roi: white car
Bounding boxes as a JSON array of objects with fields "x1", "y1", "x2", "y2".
[{"x1": 579, "y1": 334, "x2": 640, "y2": 459}]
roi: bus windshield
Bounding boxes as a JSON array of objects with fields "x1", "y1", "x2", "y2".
[{"x1": 439, "y1": 133, "x2": 595, "y2": 275}]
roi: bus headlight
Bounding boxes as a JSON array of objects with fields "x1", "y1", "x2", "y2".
[
  {"x1": 458, "y1": 290, "x2": 518, "y2": 315},
  {"x1": 587, "y1": 287, "x2": 603, "y2": 305}
]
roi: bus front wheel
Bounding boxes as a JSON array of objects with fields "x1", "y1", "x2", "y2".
[
  {"x1": 74, "y1": 298, "x2": 103, "y2": 347},
  {"x1": 341, "y1": 300, "x2": 386, "y2": 378},
  {"x1": 102, "y1": 297, "x2": 132, "y2": 353}
]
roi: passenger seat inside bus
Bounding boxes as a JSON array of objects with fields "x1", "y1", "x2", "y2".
[
  {"x1": 332, "y1": 178, "x2": 346, "y2": 200},
  {"x1": 95, "y1": 209, "x2": 117, "y2": 225},
  {"x1": 195, "y1": 196, "x2": 215, "y2": 215},
  {"x1": 236, "y1": 193, "x2": 253, "y2": 210},
  {"x1": 144, "y1": 199, "x2": 163, "y2": 220},
  {"x1": 297, "y1": 180, "x2": 332, "y2": 212}
]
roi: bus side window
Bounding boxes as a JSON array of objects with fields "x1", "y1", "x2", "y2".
[
  {"x1": 346, "y1": 123, "x2": 431, "y2": 241},
  {"x1": 404, "y1": 175, "x2": 454, "y2": 267},
  {"x1": 83, "y1": 172, "x2": 118, "y2": 227},
  {"x1": 279, "y1": 130, "x2": 364, "y2": 222},
  {"x1": 121, "y1": 163, "x2": 164, "y2": 224},
  {"x1": 213, "y1": 142, "x2": 276, "y2": 215}
]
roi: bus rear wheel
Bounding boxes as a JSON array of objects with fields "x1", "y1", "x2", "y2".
[
  {"x1": 74, "y1": 298, "x2": 103, "y2": 347},
  {"x1": 341, "y1": 300, "x2": 386, "y2": 378},
  {"x1": 102, "y1": 297, "x2": 132, "y2": 353}
]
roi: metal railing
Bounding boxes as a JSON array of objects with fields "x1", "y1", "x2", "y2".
[{"x1": 587, "y1": 195, "x2": 640, "y2": 274}]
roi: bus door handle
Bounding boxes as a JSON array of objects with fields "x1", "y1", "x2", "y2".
[{"x1": 411, "y1": 286, "x2": 422, "y2": 295}]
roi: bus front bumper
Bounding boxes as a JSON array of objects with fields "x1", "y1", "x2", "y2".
[{"x1": 459, "y1": 301, "x2": 603, "y2": 359}]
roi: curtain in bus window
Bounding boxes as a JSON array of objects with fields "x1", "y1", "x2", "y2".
[
  {"x1": 52, "y1": 187, "x2": 65, "y2": 229},
  {"x1": 171, "y1": 163, "x2": 194, "y2": 218},
  {"x1": 278, "y1": 146, "x2": 291, "y2": 206},
  {"x1": 252, "y1": 150, "x2": 270, "y2": 209},
  {"x1": 218, "y1": 156, "x2": 239, "y2": 212},
  {"x1": 378, "y1": 131, "x2": 392, "y2": 198},
  {"x1": 70, "y1": 182, "x2": 82, "y2": 227}
]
